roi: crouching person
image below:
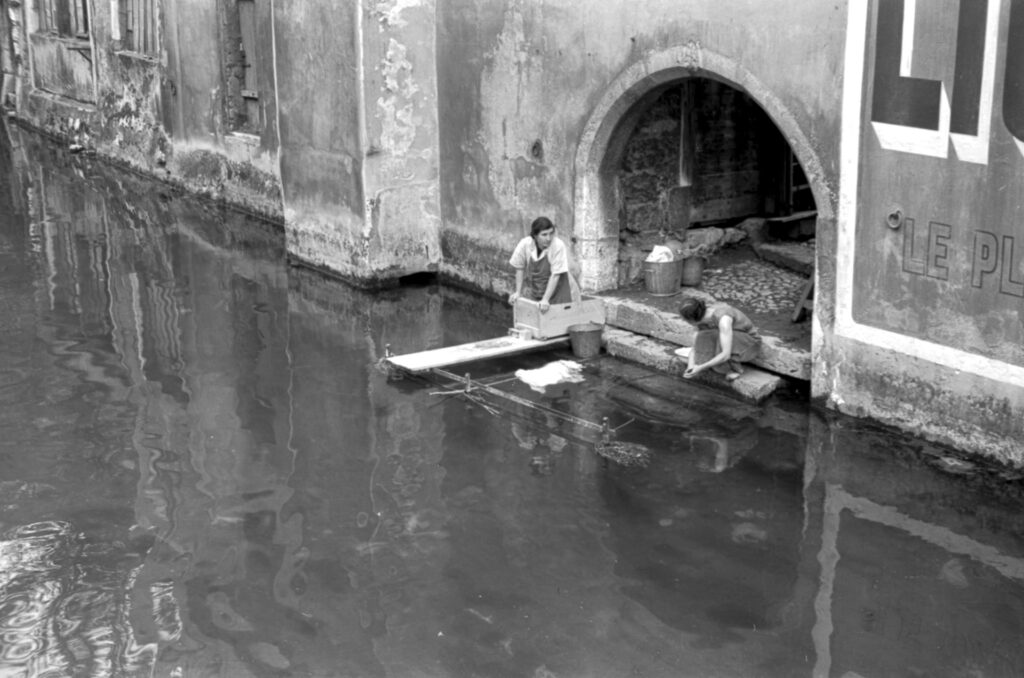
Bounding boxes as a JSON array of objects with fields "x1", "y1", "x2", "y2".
[{"x1": 678, "y1": 296, "x2": 761, "y2": 382}]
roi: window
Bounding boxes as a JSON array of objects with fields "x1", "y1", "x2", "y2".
[
  {"x1": 37, "y1": 0, "x2": 90, "y2": 40},
  {"x1": 224, "y1": 0, "x2": 260, "y2": 132},
  {"x1": 237, "y1": 0, "x2": 260, "y2": 131},
  {"x1": 118, "y1": 0, "x2": 158, "y2": 55}
]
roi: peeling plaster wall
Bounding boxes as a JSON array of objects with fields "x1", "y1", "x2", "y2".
[
  {"x1": 13, "y1": 0, "x2": 282, "y2": 220},
  {"x1": 360, "y1": 0, "x2": 441, "y2": 279},
  {"x1": 276, "y1": 0, "x2": 442, "y2": 285},
  {"x1": 273, "y1": 0, "x2": 365, "y2": 278},
  {"x1": 435, "y1": 0, "x2": 843, "y2": 300}
]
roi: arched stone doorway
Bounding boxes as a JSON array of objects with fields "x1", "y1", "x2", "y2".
[{"x1": 573, "y1": 45, "x2": 832, "y2": 298}]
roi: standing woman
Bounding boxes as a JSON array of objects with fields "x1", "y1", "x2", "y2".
[
  {"x1": 678, "y1": 296, "x2": 761, "y2": 381},
  {"x1": 508, "y1": 217, "x2": 580, "y2": 312}
]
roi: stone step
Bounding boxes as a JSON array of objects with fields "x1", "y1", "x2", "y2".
[
  {"x1": 600, "y1": 294, "x2": 811, "y2": 381},
  {"x1": 753, "y1": 241, "x2": 814, "y2": 277},
  {"x1": 602, "y1": 328, "x2": 785, "y2": 403}
]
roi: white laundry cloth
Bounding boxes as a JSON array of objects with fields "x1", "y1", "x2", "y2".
[
  {"x1": 644, "y1": 245, "x2": 675, "y2": 263},
  {"x1": 514, "y1": 360, "x2": 585, "y2": 393}
]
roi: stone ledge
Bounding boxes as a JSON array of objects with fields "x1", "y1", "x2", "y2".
[
  {"x1": 602, "y1": 328, "x2": 785, "y2": 403},
  {"x1": 601, "y1": 295, "x2": 811, "y2": 381},
  {"x1": 754, "y1": 241, "x2": 815, "y2": 277}
]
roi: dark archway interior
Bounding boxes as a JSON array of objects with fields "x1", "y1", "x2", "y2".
[{"x1": 602, "y1": 77, "x2": 816, "y2": 339}]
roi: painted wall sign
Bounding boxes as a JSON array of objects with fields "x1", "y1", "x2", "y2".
[{"x1": 849, "y1": 0, "x2": 1024, "y2": 368}]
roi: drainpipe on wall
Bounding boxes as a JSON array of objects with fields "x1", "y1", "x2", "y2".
[
  {"x1": 269, "y1": 0, "x2": 283, "y2": 187},
  {"x1": 88, "y1": 0, "x2": 98, "y2": 107}
]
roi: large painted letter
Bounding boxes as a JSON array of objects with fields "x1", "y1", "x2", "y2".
[
  {"x1": 871, "y1": 0, "x2": 999, "y2": 163},
  {"x1": 971, "y1": 231, "x2": 999, "y2": 288},
  {"x1": 950, "y1": 0, "x2": 1000, "y2": 164},
  {"x1": 1004, "y1": 0, "x2": 1024, "y2": 147},
  {"x1": 902, "y1": 218, "x2": 927, "y2": 275},
  {"x1": 1000, "y1": 236, "x2": 1024, "y2": 296},
  {"x1": 950, "y1": 0, "x2": 988, "y2": 136},
  {"x1": 872, "y1": 0, "x2": 942, "y2": 130}
]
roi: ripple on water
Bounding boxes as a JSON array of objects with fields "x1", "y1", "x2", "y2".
[
  {"x1": 0, "y1": 518, "x2": 130, "y2": 675},
  {"x1": 0, "y1": 523, "x2": 73, "y2": 673},
  {"x1": 1, "y1": 630, "x2": 42, "y2": 662},
  {"x1": 0, "y1": 367, "x2": 32, "y2": 403},
  {"x1": 0, "y1": 582, "x2": 61, "y2": 631},
  {"x1": 0, "y1": 522, "x2": 70, "y2": 580}
]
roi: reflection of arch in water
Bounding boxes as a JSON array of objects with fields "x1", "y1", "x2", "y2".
[
  {"x1": 812, "y1": 486, "x2": 1024, "y2": 677},
  {"x1": 573, "y1": 44, "x2": 832, "y2": 292}
]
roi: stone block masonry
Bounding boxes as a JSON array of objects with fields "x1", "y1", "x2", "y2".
[{"x1": 602, "y1": 328, "x2": 785, "y2": 403}]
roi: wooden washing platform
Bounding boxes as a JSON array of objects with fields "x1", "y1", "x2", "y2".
[
  {"x1": 383, "y1": 296, "x2": 605, "y2": 375},
  {"x1": 384, "y1": 334, "x2": 567, "y2": 374}
]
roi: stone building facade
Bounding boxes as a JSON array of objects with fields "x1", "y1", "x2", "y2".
[{"x1": 2, "y1": 0, "x2": 1023, "y2": 466}]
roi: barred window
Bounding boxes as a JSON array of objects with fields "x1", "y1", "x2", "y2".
[
  {"x1": 118, "y1": 0, "x2": 159, "y2": 55},
  {"x1": 36, "y1": 0, "x2": 90, "y2": 40}
]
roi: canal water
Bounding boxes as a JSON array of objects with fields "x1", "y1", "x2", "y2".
[{"x1": 2, "y1": 124, "x2": 1024, "y2": 678}]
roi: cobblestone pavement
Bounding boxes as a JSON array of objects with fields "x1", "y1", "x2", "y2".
[
  {"x1": 702, "y1": 259, "x2": 807, "y2": 315},
  {"x1": 611, "y1": 243, "x2": 813, "y2": 346}
]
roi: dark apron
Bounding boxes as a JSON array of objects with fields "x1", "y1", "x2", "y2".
[{"x1": 524, "y1": 251, "x2": 572, "y2": 303}]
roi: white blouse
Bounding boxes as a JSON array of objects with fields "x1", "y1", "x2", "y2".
[{"x1": 509, "y1": 235, "x2": 569, "y2": 275}]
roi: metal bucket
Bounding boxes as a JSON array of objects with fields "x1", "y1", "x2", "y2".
[
  {"x1": 643, "y1": 259, "x2": 683, "y2": 296},
  {"x1": 568, "y1": 322, "x2": 603, "y2": 359},
  {"x1": 681, "y1": 256, "x2": 705, "y2": 286}
]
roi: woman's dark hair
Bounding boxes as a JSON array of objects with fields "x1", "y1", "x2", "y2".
[
  {"x1": 679, "y1": 297, "x2": 706, "y2": 323},
  {"x1": 530, "y1": 216, "x2": 555, "y2": 237}
]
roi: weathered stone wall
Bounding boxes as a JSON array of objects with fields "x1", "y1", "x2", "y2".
[
  {"x1": 435, "y1": 0, "x2": 841, "y2": 299},
  {"x1": 358, "y1": 0, "x2": 441, "y2": 282},
  {"x1": 614, "y1": 79, "x2": 769, "y2": 286},
  {"x1": 272, "y1": 0, "x2": 363, "y2": 274},
  {"x1": 8, "y1": 0, "x2": 1024, "y2": 465},
  {"x1": 12, "y1": 0, "x2": 282, "y2": 220},
  {"x1": 688, "y1": 81, "x2": 765, "y2": 224},
  {"x1": 275, "y1": 0, "x2": 441, "y2": 286},
  {"x1": 619, "y1": 87, "x2": 680, "y2": 238},
  {"x1": 821, "y1": 0, "x2": 1024, "y2": 466},
  {"x1": 615, "y1": 85, "x2": 680, "y2": 287}
]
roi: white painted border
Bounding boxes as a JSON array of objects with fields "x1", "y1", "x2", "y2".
[{"x1": 836, "y1": 0, "x2": 1024, "y2": 389}]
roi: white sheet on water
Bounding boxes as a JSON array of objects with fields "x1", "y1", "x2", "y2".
[{"x1": 514, "y1": 359, "x2": 585, "y2": 393}]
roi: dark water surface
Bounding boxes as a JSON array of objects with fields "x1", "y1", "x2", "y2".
[{"x1": 3, "y1": 125, "x2": 1024, "y2": 678}]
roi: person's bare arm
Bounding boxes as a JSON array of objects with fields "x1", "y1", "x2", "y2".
[
  {"x1": 509, "y1": 268, "x2": 525, "y2": 304},
  {"x1": 684, "y1": 315, "x2": 734, "y2": 377},
  {"x1": 539, "y1": 273, "x2": 560, "y2": 312}
]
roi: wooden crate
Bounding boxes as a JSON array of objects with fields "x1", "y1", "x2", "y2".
[{"x1": 513, "y1": 296, "x2": 606, "y2": 340}]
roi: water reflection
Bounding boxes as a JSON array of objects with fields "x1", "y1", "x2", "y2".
[{"x1": 2, "y1": 123, "x2": 1024, "y2": 677}]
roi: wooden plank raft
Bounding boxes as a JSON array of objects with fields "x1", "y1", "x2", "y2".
[
  {"x1": 383, "y1": 296, "x2": 606, "y2": 375},
  {"x1": 385, "y1": 335, "x2": 567, "y2": 374}
]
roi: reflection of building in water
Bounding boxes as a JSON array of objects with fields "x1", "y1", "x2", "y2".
[
  {"x1": 22, "y1": 139, "x2": 461, "y2": 672},
  {"x1": 283, "y1": 270, "x2": 452, "y2": 673},
  {"x1": 594, "y1": 404, "x2": 1024, "y2": 675},
  {"x1": 24, "y1": 147, "x2": 307, "y2": 673},
  {"x1": 10, "y1": 153, "x2": 175, "y2": 674},
  {"x1": 803, "y1": 416, "x2": 1024, "y2": 677}
]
